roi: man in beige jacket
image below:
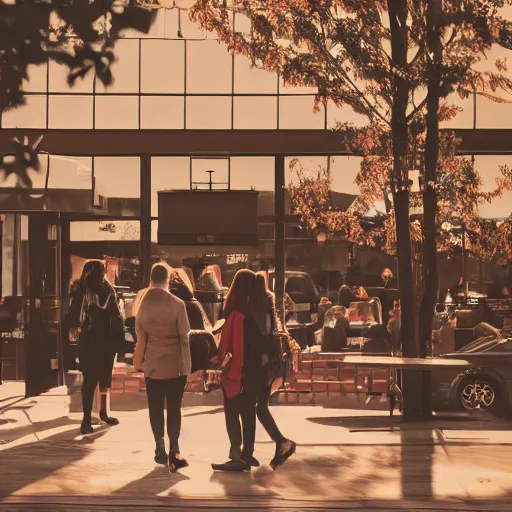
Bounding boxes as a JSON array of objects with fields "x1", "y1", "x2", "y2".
[{"x1": 133, "y1": 262, "x2": 191, "y2": 472}]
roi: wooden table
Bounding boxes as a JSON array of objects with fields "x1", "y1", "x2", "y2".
[
  {"x1": 293, "y1": 353, "x2": 474, "y2": 415},
  {"x1": 339, "y1": 355, "x2": 472, "y2": 369}
]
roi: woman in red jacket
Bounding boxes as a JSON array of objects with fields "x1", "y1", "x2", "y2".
[{"x1": 212, "y1": 269, "x2": 295, "y2": 472}]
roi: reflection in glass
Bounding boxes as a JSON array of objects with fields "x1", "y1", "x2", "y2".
[
  {"x1": 140, "y1": 96, "x2": 184, "y2": 129},
  {"x1": 187, "y1": 40, "x2": 232, "y2": 94},
  {"x1": 233, "y1": 97, "x2": 277, "y2": 129},
  {"x1": 141, "y1": 40, "x2": 185, "y2": 94},
  {"x1": 49, "y1": 59, "x2": 94, "y2": 93},
  {"x1": 48, "y1": 96, "x2": 94, "y2": 129},
  {"x1": 2, "y1": 95, "x2": 47, "y2": 129},
  {"x1": 186, "y1": 96, "x2": 231, "y2": 129},
  {"x1": 70, "y1": 221, "x2": 140, "y2": 241},
  {"x1": 98, "y1": 39, "x2": 140, "y2": 94},
  {"x1": 234, "y1": 55, "x2": 278, "y2": 93},
  {"x1": 151, "y1": 157, "x2": 190, "y2": 217},
  {"x1": 279, "y1": 96, "x2": 324, "y2": 129},
  {"x1": 95, "y1": 96, "x2": 139, "y2": 129},
  {"x1": 94, "y1": 157, "x2": 140, "y2": 216},
  {"x1": 23, "y1": 64, "x2": 48, "y2": 93}
]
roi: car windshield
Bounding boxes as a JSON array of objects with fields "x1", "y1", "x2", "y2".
[
  {"x1": 286, "y1": 276, "x2": 315, "y2": 296},
  {"x1": 457, "y1": 334, "x2": 503, "y2": 353},
  {"x1": 269, "y1": 274, "x2": 320, "y2": 298}
]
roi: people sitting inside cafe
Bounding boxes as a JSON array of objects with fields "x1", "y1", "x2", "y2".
[
  {"x1": 321, "y1": 305, "x2": 350, "y2": 352},
  {"x1": 351, "y1": 301, "x2": 377, "y2": 324},
  {"x1": 320, "y1": 298, "x2": 384, "y2": 352},
  {"x1": 309, "y1": 297, "x2": 333, "y2": 334},
  {"x1": 381, "y1": 268, "x2": 398, "y2": 289},
  {"x1": 338, "y1": 284, "x2": 368, "y2": 308},
  {"x1": 432, "y1": 311, "x2": 457, "y2": 356}
]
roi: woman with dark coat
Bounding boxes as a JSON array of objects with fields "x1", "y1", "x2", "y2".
[
  {"x1": 212, "y1": 270, "x2": 295, "y2": 472},
  {"x1": 65, "y1": 260, "x2": 125, "y2": 435},
  {"x1": 251, "y1": 275, "x2": 296, "y2": 469},
  {"x1": 169, "y1": 271, "x2": 211, "y2": 331}
]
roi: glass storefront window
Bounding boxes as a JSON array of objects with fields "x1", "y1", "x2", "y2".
[{"x1": 93, "y1": 157, "x2": 140, "y2": 216}]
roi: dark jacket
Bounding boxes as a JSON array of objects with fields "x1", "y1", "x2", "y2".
[
  {"x1": 338, "y1": 286, "x2": 358, "y2": 308},
  {"x1": 65, "y1": 280, "x2": 124, "y2": 372},
  {"x1": 242, "y1": 314, "x2": 269, "y2": 393},
  {"x1": 322, "y1": 316, "x2": 349, "y2": 352},
  {"x1": 170, "y1": 280, "x2": 211, "y2": 331}
]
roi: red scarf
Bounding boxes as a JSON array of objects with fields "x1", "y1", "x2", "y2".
[{"x1": 219, "y1": 311, "x2": 245, "y2": 399}]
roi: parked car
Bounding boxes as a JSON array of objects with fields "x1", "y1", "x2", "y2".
[
  {"x1": 432, "y1": 323, "x2": 512, "y2": 415},
  {"x1": 262, "y1": 270, "x2": 321, "y2": 323}
]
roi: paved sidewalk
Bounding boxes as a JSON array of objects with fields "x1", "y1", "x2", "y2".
[
  {"x1": 0, "y1": 388, "x2": 512, "y2": 511},
  {"x1": 0, "y1": 381, "x2": 25, "y2": 411}
]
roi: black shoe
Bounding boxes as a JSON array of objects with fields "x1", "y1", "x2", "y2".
[
  {"x1": 154, "y1": 439, "x2": 168, "y2": 465},
  {"x1": 169, "y1": 453, "x2": 189, "y2": 473},
  {"x1": 99, "y1": 411, "x2": 120, "y2": 426},
  {"x1": 211, "y1": 459, "x2": 250, "y2": 472},
  {"x1": 80, "y1": 420, "x2": 94, "y2": 435},
  {"x1": 270, "y1": 439, "x2": 296, "y2": 470},
  {"x1": 243, "y1": 455, "x2": 260, "y2": 467}
]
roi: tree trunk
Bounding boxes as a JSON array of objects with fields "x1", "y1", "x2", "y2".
[
  {"x1": 420, "y1": 0, "x2": 442, "y2": 420},
  {"x1": 388, "y1": 0, "x2": 422, "y2": 421}
]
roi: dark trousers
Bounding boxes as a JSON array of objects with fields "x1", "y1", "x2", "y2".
[
  {"x1": 145, "y1": 375, "x2": 187, "y2": 454},
  {"x1": 256, "y1": 385, "x2": 285, "y2": 445},
  {"x1": 224, "y1": 383, "x2": 285, "y2": 460},
  {"x1": 82, "y1": 366, "x2": 114, "y2": 422}
]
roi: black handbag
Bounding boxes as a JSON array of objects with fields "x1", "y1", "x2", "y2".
[
  {"x1": 267, "y1": 330, "x2": 291, "y2": 385},
  {"x1": 189, "y1": 330, "x2": 218, "y2": 373}
]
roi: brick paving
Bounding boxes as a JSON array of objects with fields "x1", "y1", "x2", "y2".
[{"x1": 1, "y1": 386, "x2": 512, "y2": 511}]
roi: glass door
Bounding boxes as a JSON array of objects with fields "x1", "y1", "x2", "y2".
[{"x1": 25, "y1": 214, "x2": 61, "y2": 397}]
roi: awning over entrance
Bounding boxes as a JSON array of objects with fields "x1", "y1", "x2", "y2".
[{"x1": 0, "y1": 129, "x2": 511, "y2": 156}]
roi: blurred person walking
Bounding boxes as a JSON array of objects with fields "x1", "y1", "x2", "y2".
[
  {"x1": 133, "y1": 262, "x2": 192, "y2": 472},
  {"x1": 65, "y1": 260, "x2": 125, "y2": 435}
]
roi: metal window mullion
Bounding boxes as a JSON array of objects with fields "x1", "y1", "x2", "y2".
[
  {"x1": 473, "y1": 90, "x2": 477, "y2": 130},
  {"x1": 46, "y1": 61, "x2": 50, "y2": 129},
  {"x1": 189, "y1": 156, "x2": 192, "y2": 190},
  {"x1": 138, "y1": 39, "x2": 142, "y2": 129},
  {"x1": 231, "y1": 12, "x2": 235, "y2": 130},
  {"x1": 24, "y1": 90, "x2": 319, "y2": 98},
  {"x1": 93, "y1": 68, "x2": 97, "y2": 130},
  {"x1": 276, "y1": 73, "x2": 280, "y2": 130},
  {"x1": 91, "y1": 156, "x2": 95, "y2": 211},
  {"x1": 228, "y1": 157, "x2": 231, "y2": 190},
  {"x1": 184, "y1": 40, "x2": 187, "y2": 130}
]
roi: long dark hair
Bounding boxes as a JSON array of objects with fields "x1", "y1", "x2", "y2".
[
  {"x1": 223, "y1": 269, "x2": 256, "y2": 317},
  {"x1": 72, "y1": 260, "x2": 108, "y2": 295},
  {"x1": 252, "y1": 274, "x2": 274, "y2": 309},
  {"x1": 338, "y1": 285, "x2": 356, "y2": 308},
  {"x1": 252, "y1": 273, "x2": 279, "y2": 329}
]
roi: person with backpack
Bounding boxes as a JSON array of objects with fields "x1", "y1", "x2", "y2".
[
  {"x1": 251, "y1": 274, "x2": 296, "y2": 469},
  {"x1": 65, "y1": 260, "x2": 125, "y2": 435},
  {"x1": 133, "y1": 262, "x2": 192, "y2": 472},
  {"x1": 212, "y1": 270, "x2": 295, "y2": 472}
]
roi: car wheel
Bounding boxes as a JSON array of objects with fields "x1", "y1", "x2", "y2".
[{"x1": 459, "y1": 377, "x2": 498, "y2": 412}]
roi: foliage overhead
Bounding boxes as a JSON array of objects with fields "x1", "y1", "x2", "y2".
[
  {"x1": 0, "y1": 0, "x2": 155, "y2": 113},
  {"x1": 287, "y1": 120, "x2": 512, "y2": 262},
  {"x1": 190, "y1": 0, "x2": 512, "y2": 262},
  {"x1": 0, "y1": 0, "x2": 155, "y2": 185},
  {"x1": 190, "y1": 0, "x2": 512, "y2": 133}
]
